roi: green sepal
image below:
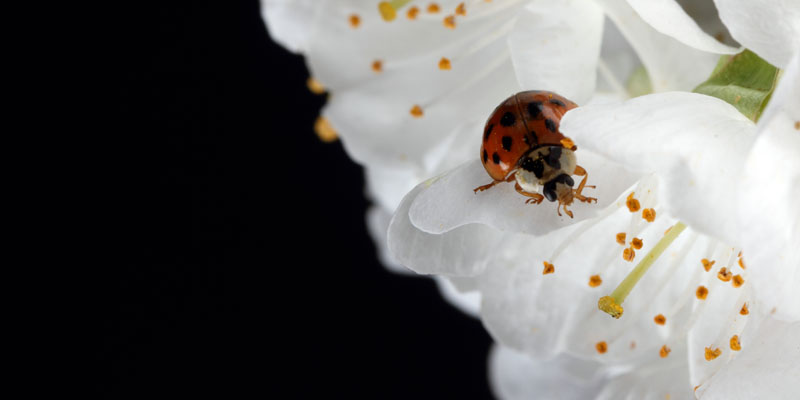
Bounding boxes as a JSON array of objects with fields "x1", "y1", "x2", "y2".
[{"x1": 692, "y1": 49, "x2": 779, "y2": 122}]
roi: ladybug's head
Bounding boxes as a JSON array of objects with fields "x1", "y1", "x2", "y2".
[{"x1": 514, "y1": 146, "x2": 577, "y2": 203}]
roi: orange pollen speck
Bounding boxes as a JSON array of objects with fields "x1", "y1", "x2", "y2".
[
  {"x1": 314, "y1": 116, "x2": 338, "y2": 143},
  {"x1": 596, "y1": 341, "x2": 607, "y2": 354},
  {"x1": 306, "y1": 77, "x2": 326, "y2": 94},
  {"x1": 795, "y1": 121, "x2": 800, "y2": 130},
  {"x1": 443, "y1": 15, "x2": 456, "y2": 29},
  {"x1": 438, "y1": 57, "x2": 452, "y2": 70},
  {"x1": 738, "y1": 257, "x2": 746, "y2": 269},
  {"x1": 455, "y1": 2, "x2": 466, "y2": 16},
  {"x1": 560, "y1": 137, "x2": 577, "y2": 150},
  {"x1": 740, "y1": 303, "x2": 749, "y2": 315},
  {"x1": 717, "y1": 267, "x2": 732, "y2": 282},
  {"x1": 407, "y1": 6, "x2": 420, "y2": 19},
  {"x1": 702, "y1": 258, "x2": 715, "y2": 272},
  {"x1": 349, "y1": 14, "x2": 361, "y2": 28},
  {"x1": 654, "y1": 314, "x2": 666, "y2": 325},
  {"x1": 730, "y1": 335, "x2": 741, "y2": 351},
  {"x1": 732, "y1": 274, "x2": 744, "y2": 288},
  {"x1": 410, "y1": 105, "x2": 424, "y2": 118},
  {"x1": 630, "y1": 341, "x2": 636, "y2": 349},
  {"x1": 371, "y1": 60, "x2": 383, "y2": 72},
  {"x1": 427, "y1": 3, "x2": 440, "y2": 13},
  {"x1": 623, "y1": 247, "x2": 635, "y2": 262},
  {"x1": 642, "y1": 208, "x2": 656, "y2": 222},
  {"x1": 704, "y1": 347, "x2": 722, "y2": 361},
  {"x1": 660, "y1": 345, "x2": 671, "y2": 358},
  {"x1": 588, "y1": 275, "x2": 602, "y2": 287},
  {"x1": 616, "y1": 232, "x2": 627, "y2": 245},
  {"x1": 626, "y1": 192, "x2": 641, "y2": 212},
  {"x1": 630, "y1": 238, "x2": 643, "y2": 250},
  {"x1": 696, "y1": 286, "x2": 709, "y2": 300},
  {"x1": 542, "y1": 261, "x2": 555, "y2": 275}
]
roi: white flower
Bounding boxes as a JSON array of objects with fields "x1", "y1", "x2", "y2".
[{"x1": 388, "y1": 49, "x2": 799, "y2": 399}]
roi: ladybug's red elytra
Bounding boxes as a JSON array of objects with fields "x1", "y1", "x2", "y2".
[{"x1": 475, "y1": 91, "x2": 596, "y2": 218}]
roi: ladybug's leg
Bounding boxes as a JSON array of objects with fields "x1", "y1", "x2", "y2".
[
  {"x1": 573, "y1": 165, "x2": 597, "y2": 203},
  {"x1": 473, "y1": 173, "x2": 516, "y2": 193},
  {"x1": 559, "y1": 202, "x2": 574, "y2": 219},
  {"x1": 514, "y1": 183, "x2": 545, "y2": 205}
]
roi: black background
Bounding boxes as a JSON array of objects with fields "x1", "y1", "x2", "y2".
[{"x1": 100, "y1": 1, "x2": 493, "y2": 397}]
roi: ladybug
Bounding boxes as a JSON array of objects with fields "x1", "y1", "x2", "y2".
[{"x1": 474, "y1": 90, "x2": 596, "y2": 218}]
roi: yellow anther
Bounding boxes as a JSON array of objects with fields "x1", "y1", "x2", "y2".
[
  {"x1": 349, "y1": 14, "x2": 361, "y2": 28},
  {"x1": 438, "y1": 57, "x2": 452, "y2": 70},
  {"x1": 595, "y1": 341, "x2": 608, "y2": 354},
  {"x1": 626, "y1": 192, "x2": 641, "y2": 212},
  {"x1": 306, "y1": 77, "x2": 326, "y2": 95},
  {"x1": 378, "y1": 2, "x2": 397, "y2": 21},
  {"x1": 598, "y1": 296, "x2": 623, "y2": 319},
  {"x1": 560, "y1": 137, "x2": 577, "y2": 151},
  {"x1": 732, "y1": 274, "x2": 744, "y2": 288},
  {"x1": 372, "y1": 60, "x2": 383, "y2": 73},
  {"x1": 407, "y1": 6, "x2": 420, "y2": 19},
  {"x1": 616, "y1": 232, "x2": 627, "y2": 245},
  {"x1": 654, "y1": 314, "x2": 666, "y2": 325},
  {"x1": 702, "y1": 258, "x2": 715, "y2": 272},
  {"x1": 696, "y1": 285, "x2": 709, "y2": 300},
  {"x1": 717, "y1": 267, "x2": 732, "y2": 282},
  {"x1": 642, "y1": 208, "x2": 656, "y2": 222},
  {"x1": 623, "y1": 247, "x2": 635, "y2": 262},
  {"x1": 660, "y1": 345, "x2": 671, "y2": 358},
  {"x1": 740, "y1": 303, "x2": 749, "y2": 315},
  {"x1": 730, "y1": 335, "x2": 741, "y2": 351},
  {"x1": 314, "y1": 117, "x2": 338, "y2": 143},
  {"x1": 410, "y1": 105, "x2": 424, "y2": 118},
  {"x1": 427, "y1": 3, "x2": 441, "y2": 13},
  {"x1": 443, "y1": 15, "x2": 456, "y2": 29},
  {"x1": 738, "y1": 257, "x2": 746, "y2": 269},
  {"x1": 630, "y1": 237, "x2": 643, "y2": 250},
  {"x1": 455, "y1": 2, "x2": 466, "y2": 16},
  {"x1": 704, "y1": 347, "x2": 721, "y2": 361},
  {"x1": 542, "y1": 261, "x2": 555, "y2": 274},
  {"x1": 589, "y1": 275, "x2": 602, "y2": 287}
]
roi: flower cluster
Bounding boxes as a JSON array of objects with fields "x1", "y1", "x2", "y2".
[{"x1": 263, "y1": 0, "x2": 799, "y2": 397}]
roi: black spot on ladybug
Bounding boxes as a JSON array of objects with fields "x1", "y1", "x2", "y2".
[
  {"x1": 549, "y1": 98, "x2": 565, "y2": 107},
  {"x1": 527, "y1": 101, "x2": 543, "y2": 119},
  {"x1": 521, "y1": 157, "x2": 544, "y2": 179},
  {"x1": 501, "y1": 136, "x2": 512, "y2": 151},
  {"x1": 545, "y1": 147, "x2": 562, "y2": 169},
  {"x1": 545, "y1": 118, "x2": 557, "y2": 132},
  {"x1": 483, "y1": 149, "x2": 488, "y2": 164},
  {"x1": 484, "y1": 123, "x2": 494, "y2": 142},
  {"x1": 492, "y1": 152, "x2": 501, "y2": 164},
  {"x1": 554, "y1": 173, "x2": 574, "y2": 187},
  {"x1": 500, "y1": 112, "x2": 516, "y2": 127}
]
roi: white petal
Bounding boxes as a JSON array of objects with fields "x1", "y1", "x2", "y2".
[
  {"x1": 697, "y1": 318, "x2": 800, "y2": 399},
  {"x1": 260, "y1": 0, "x2": 317, "y2": 53},
  {"x1": 738, "y1": 53, "x2": 800, "y2": 321},
  {"x1": 561, "y1": 92, "x2": 756, "y2": 245},
  {"x1": 387, "y1": 181, "x2": 507, "y2": 276},
  {"x1": 366, "y1": 206, "x2": 411, "y2": 275},
  {"x1": 626, "y1": 0, "x2": 740, "y2": 54},
  {"x1": 597, "y1": 0, "x2": 720, "y2": 92},
  {"x1": 713, "y1": 0, "x2": 800, "y2": 68},
  {"x1": 508, "y1": 0, "x2": 605, "y2": 104},
  {"x1": 489, "y1": 345, "x2": 606, "y2": 400},
  {"x1": 596, "y1": 344, "x2": 693, "y2": 400},
  {"x1": 408, "y1": 155, "x2": 639, "y2": 236},
  {"x1": 435, "y1": 276, "x2": 481, "y2": 317}
]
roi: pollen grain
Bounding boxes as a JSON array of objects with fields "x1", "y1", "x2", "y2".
[
  {"x1": 349, "y1": 14, "x2": 361, "y2": 28},
  {"x1": 738, "y1": 257, "x2": 746, "y2": 269},
  {"x1": 543, "y1": 261, "x2": 555, "y2": 275},
  {"x1": 616, "y1": 232, "x2": 627, "y2": 245},
  {"x1": 427, "y1": 3, "x2": 441, "y2": 13},
  {"x1": 660, "y1": 345, "x2": 671, "y2": 358},
  {"x1": 371, "y1": 60, "x2": 383, "y2": 73},
  {"x1": 630, "y1": 237, "x2": 643, "y2": 250},
  {"x1": 730, "y1": 335, "x2": 741, "y2": 351},
  {"x1": 740, "y1": 303, "x2": 749, "y2": 315},
  {"x1": 410, "y1": 105, "x2": 424, "y2": 118},
  {"x1": 654, "y1": 314, "x2": 666, "y2": 325},
  {"x1": 717, "y1": 267, "x2": 732, "y2": 282},
  {"x1": 443, "y1": 15, "x2": 456, "y2": 29},
  {"x1": 407, "y1": 6, "x2": 420, "y2": 19},
  {"x1": 595, "y1": 341, "x2": 607, "y2": 354},
  {"x1": 589, "y1": 275, "x2": 602, "y2": 287},
  {"x1": 626, "y1": 192, "x2": 641, "y2": 212},
  {"x1": 642, "y1": 208, "x2": 656, "y2": 222},
  {"x1": 696, "y1": 286, "x2": 708, "y2": 300},
  {"x1": 455, "y1": 2, "x2": 466, "y2": 15},
  {"x1": 438, "y1": 57, "x2": 452, "y2": 70},
  {"x1": 704, "y1": 347, "x2": 721, "y2": 361},
  {"x1": 732, "y1": 274, "x2": 744, "y2": 288},
  {"x1": 702, "y1": 258, "x2": 715, "y2": 272},
  {"x1": 623, "y1": 247, "x2": 635, "y2": 262}
]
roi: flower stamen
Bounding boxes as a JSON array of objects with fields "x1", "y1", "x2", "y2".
[
  {"x1": 702, "y1": 258, "x2": 715, "y2": 272},
  {"x1": 589, "y1": 275, "x2": 602, "y2": 287},
  {"x1": 704, "y1": 346, "x2": 722, "y2": 361},
  {"x1": 660, "y1": 345, "x2": 671, "y2": 358},
  {"x1": 626, "y1": 192, "x2": 641, "y2": 212},
  {"x1": 599, "y1": 222, "x2": 687, "y2": 319},
  {"x1": 542, "y1": 261, "x2": 555, "y2": 274},
  {"x1": 378, "y1": 0, "x2": 414, "y2": 22},
  {"x1": 616, "y1": 232, "x2": 626, "y2": 245},
  {"x1": 696, "y1": 285, "x2": 709, "y2": 299},
  {"x1": 730, "y1": 335, "x2": 741, "y2": 351},
  {"x1": 654, "y1": 314, "x2": 666, "y2": 325}
]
